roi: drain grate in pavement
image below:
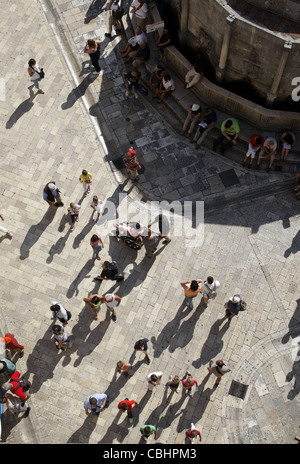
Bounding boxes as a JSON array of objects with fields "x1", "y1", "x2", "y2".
[
  {"x1": 228, "y1": 380, "x2": 248, "y2": 399},
  {"x1": 219, "y1": 169, "x2": 240, "y2": 188}
]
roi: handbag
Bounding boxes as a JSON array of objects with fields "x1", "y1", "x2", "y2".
[{"x1": 31, "y1": 66, "x2": 45, "y2": 79}]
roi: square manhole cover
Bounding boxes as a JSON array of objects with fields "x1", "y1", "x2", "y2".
[
  {"x1": 219, "y1": 169, "x2": 240, "y2": 188},
  {"x1": 229, "y1": 380, "x2": 248, "y2": 399}
]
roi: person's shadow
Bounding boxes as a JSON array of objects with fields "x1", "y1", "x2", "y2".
[
  {"x1": 61, "y1": 75, "x2": 95, "y2": 110},
  {"x1": 67, "y1": 413, "x2": 98, "y2": 443},
  {"x1": 84, "y1": 0, "x2": 107, "y2": 23},
  {"x1": 284, "y1": 230, "x2": 300, "y2": 258},
  {"x1": 47, "y1": 229, "x2": 71, "y2": 264},
  {"x1": 192, "y1": 317, "x2": 229, "y2": 369},
  {"x1": 20, "y1": 207, "x2": 58, "y2": 260},
  {"x1": 6, "y1": 86, "x2": 36, "y2": 128},
  {"x1": 66, "y1": 258, "x2": 95, "y2": 298}
]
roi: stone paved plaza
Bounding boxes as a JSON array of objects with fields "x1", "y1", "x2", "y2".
[{"x1": 0, "y1": 0, "x2": 300, "y2": 446}]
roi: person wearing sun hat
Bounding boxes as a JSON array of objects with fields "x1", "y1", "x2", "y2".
[
  {"x1": 181, "y1": 103, "x2": 202, "y2": 137},
  {"x1": 43, "y1": 181, "x2": 64, "y2": 207},
  {"x1": 225, "y1": 294, "x2": 243, "y2": 321}
]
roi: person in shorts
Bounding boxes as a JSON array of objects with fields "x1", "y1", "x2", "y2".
[{"x1": 242, "y1": 135, "x2": 264, "y2": 169}]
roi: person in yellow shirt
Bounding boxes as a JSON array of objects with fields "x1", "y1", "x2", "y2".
[
  {"x1": 180, "y1": 279, "x2": 203, "y2": 309},
  {"x1": 79, "y1": 169, "x2": 92, "y2": 195}
]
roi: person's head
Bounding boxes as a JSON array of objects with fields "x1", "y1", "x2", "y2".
[
  {"x1": 121, "y1": 402, "x2": 128, "y2": 411},
  {"x1": 105, "y1": 295, "x2": 113, "y2": 303},
  {"x1": 137, "y1": 339, "x2": 145, "y2": 348},
  {"x1": 231, "y1": 295, "x2": 241, "y2": 304},
  {"x1": 128, "y1": 147, "x2": 136, "y2": 157},
  {"x1": 285, "y1": 133, "x2": 294, "y2": 145},
  {"x1": 143, "y1": 426, "x2": 151, "y2": 436},
  {"x1": 91, "y1": 234, "x2": 99, "y2": 242},
  {"x1": 82, "y1": 169, "x2": 88, "y2": 176},
  {"x1": 186, "y1": 375, "x2": 193, "y2": 385},
  {"x1": 164, "y1": 73, "x2": 171, "y2": 82},
  {"x1": 0, "y1": 362, "x2": 7, "y2": 374},
  {"x1": 117, "y1": 361, "x2": 123, "y2": 369},
  {"x1": 0, "y1": 396, "x2": 7, "y2": 404},
  {"x1": 52, "y1": 325, "x2": 63, "y2": 335},
  {"x1": 48, "y1": 182, "x2": 56, "y2": 191},
  {"x1": 203, "y1": 107, "x2": 211, "y2": 114},
  {"x1": 216, "y1": 360, "x2": 224, "y2": 367},
  {"x1": 150, "y1": 374, "x2": 158, "y2": 382},
  {"x1": 92, "y1": 195, "x2": 98, "y2": 203},
  {"x1": 190, "y1": 430, "x2": 197, "y2": 438},
  {"x1": 140, "y1": 42, "x2": 146, "y2": 48},
  {"x1": 190, "y1": 280, "x2": 199, "y2": 291},
  {"x1": 135, "y1": 26, "x2": 142, "y2": 35},
  {"x1": 50, "y1": 304, "x2": 60, "y2": 313},
  {"x1": 147, "y1": 228, "x2": 152, "y2": 238},
  {"x1": 91, "y1": 296, "x2": 101, "y2": 305},
  {"x1": 102, "y1": 261, "x2": 110, "y2": 269},
  {"x1": 172, "y1": 375, "x2": 180, "y2": 384},
  {"x1": 155, "y1": 64, "x2": 164, "y2": 72},
  {"x1": 255, "y1": 136, "x2": 263, "y2": 146},
  {"x1": 225, "y1": 120, "x2": 232, "y2": 128},
  {"x1": 131, "y1": 70, "x2": 138, "y2": 78},
  {"x1": 89, "y1": 397, "x2": 98, "y2": 411},
  {"x1": 0, "y1": 336, "x2": 11, "y2": 344},
  {"x1": 70, "y1": 202, "x2": 75, "y2": 209},
  {"x1": 206, "y1": 276, "x2": 214, "y2": 284},
  {"x1": 87, "y1": 39, "x2": 96, "y2": 48},
  {"x1": 28, "y1": 59, "x2": 36, "y2": 67},
  {"x1": 135, "y1": 223, "x2": 141, "y2": 229},
  {"x1": 2, "y1": 382, "x2": 13, "y2": 391}
]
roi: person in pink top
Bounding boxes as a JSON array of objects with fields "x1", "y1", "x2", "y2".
[
  {"x1": 90, "y1": 234, "x2": 104, "y2": 260},
  {"x1": 181, "y1": 370, "x2": 198, "y2": 397},
  {"x1": 186, "y1": 423, "x2": 202, "y2": 444}
]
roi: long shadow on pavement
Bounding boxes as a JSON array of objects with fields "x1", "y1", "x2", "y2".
[{"x1": 192, "y1": 317, "x2": 230, "y2": 369}]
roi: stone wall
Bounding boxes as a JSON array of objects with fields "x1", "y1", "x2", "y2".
[
  {"x1": 244, "y1": 0, "x2": 300, "y2": 22},
  {"x1": 163, "y1": 0, "x2": 300, "y2": 106}
]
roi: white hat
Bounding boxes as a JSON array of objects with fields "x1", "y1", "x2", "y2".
[
  {"x1": 48, "y1": 183, "x2": 56, "y2": 190},
  {"x1": 191, "y1": 104, "x2": 200, "y2": 111},
  {"x1": 231, "y1": 295, "x2": 241, "y2": 304}
]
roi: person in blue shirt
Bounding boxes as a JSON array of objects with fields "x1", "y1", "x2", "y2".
[{"x1": 43, "y1": 181, "x2": 64, "y2": 207}]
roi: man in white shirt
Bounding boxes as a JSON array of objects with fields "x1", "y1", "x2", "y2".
[
  {"x1": 105, "y1": 0, "x2": 122, "y2": 38},
  {"x1": 202, "y1": 276, "x2": 220, "y2": 305},
  {"x1": 146, "y1": 371, "x2": 163, "y2": 392},
  {"x1": 84, "y1": 393, "x2": 108, "y2": 415},
  {"x1": 131, "y1": 0, "x2": 148, "y2": 30}
]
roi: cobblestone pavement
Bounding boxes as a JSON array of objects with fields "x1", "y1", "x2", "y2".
[{"x1": 0, "y1": 0, "x2": 299, "y2": 446}]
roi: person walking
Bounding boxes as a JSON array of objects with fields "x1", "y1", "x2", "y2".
[
  {"x1": 83, "y1": 294, "x2": 103, "y2": 320},
  {"x1": 105, "y1": 0, "x2": 123, "y2": 38},
  {"x1": 186, "y1": 423, "x2": 201, "y2": 444},
  {"x1": 140, "y1": 424, "x2": 158, "y2": 441},
  {"x1": 50, "y1": 301, "x2": 71, "y2": 326},
  {"x1": 2, "y1": 371, "x2": 31, "y2": 403},
  {"x1": 148, "y1": 212, "x2": 171, "y2": 243},
  {"x1": 0, "y1": 212, "x2": 13, "y2": 239},
  {"x1": 84, "y1": 393, "x2": 108, "y2": 415},
  {"x1": 90, "y1": 234, "x2": 104, "y2": 260},
  {"x1": 225, "y1": 294, "x2": 247, "y2": 322},
  {"x1": 79, "y1": 169, "x2": 93, "y2": 196},
  {"x1": 43, "y1": 182, "x2": 64, "y2": 207},
  {"x1": 0, "y1": 359, "x2": 16, "y2": 376},
  {"x1": 90, "y1": 195, "x2": 102, "y2": 222},
  {"x1": 27, "y1": 58, "x2": 45, "y2": 94},
  {"x1": 166, "y1": 375, "x2": 181, "y2": 393},
  {"x1": 84, "y1": 39, "x2": 101, "y2": 75},
  {"x1": 67, "y1": 203, "x2": 80, "y2": 231},
  {"x1": 52, "y1": 324, "x2": 74, "y2": 351},
  {"x1": 102, "y1": 293, "x2": 121, "y2": 322},
  {"x1": 118, "y1": 398, "x2": 138, "y2": 423},
  {"x1": 207, "y1": 359, "x2": 231, "y2": 387},
  {"x1": 116, "y1": 361, "x2": 133, "y2": 377},
  {"x1": 94, "y1": 260, "x2": 124, "y2": 282},
  {"x1": 202, "y1": 276, "x2": 220, "y2": 305},
  {"x1": 0, "y1": 334, "x2": 24, "y2": 358},
  {"x1": 146, "y1": 371, "x2": 163, "y2": 392},
  {"x1": 181, "y1": 371, "x2": 198, "y2": 397},
  {"x1": 0, "y1": 393, "x2": 30, "y2": 417},
  {"x1": 134, "y1": 338, "x2": 150, "y2": 363},
  {"x1": 130, "y1": 0, "x2": 148, "y2": 30},
  {"x1": 181, "y1": 279, "x2": 202, "y2": 310},
  {"x1": 125, "y1": 147, "x2": 141, "y2": 180},
  {"x1": 143, "y1": 228, "x2": 159, "y2": 258}
]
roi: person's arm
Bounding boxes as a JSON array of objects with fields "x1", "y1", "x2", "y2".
[
  {"x1": 154, "y1": 429, "x2": 158, "y2": 440},
  {"x1": 181, "y1": 281, "x2": 190, "y2": 289},
  {"x1": 0, "y1": 214, "x2": 4, "y2": 220},
  {"x1": 28, "y1": 68, "x2": 35, "y2": 77},
  {"x1": 99, "y1": 237, "x2": 104, "y2": 248},
  {"x1": 232, "y1": 131, "x2": 239, "y2": 144},
  {"x1": 115, "y1": 295, "x2": 121, "y2": 305},
  {"x1": 100, "y1": 398, "x2": 106, "y2": 410}
]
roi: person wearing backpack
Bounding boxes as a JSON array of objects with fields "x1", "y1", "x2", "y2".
[
  {"x1": 202, "y1": 276, "x2": 220, "y2": 305},
  {"x1": 94, "y1": 260, "x2": 124, "y2": 282},
  {"x1": 2, "y1": 371, "x2": 31, "y2": 402},
  {"x1": 225, "y1": 294, "x2": 247, "y2": 322}
]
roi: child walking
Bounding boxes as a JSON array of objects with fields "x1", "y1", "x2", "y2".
[
  {"x1": 67, "y1": 203, "x2": 81, "y2": 231},
  {"x1": 79, "y1": 169, "x2": 93, "y2": 195}
]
